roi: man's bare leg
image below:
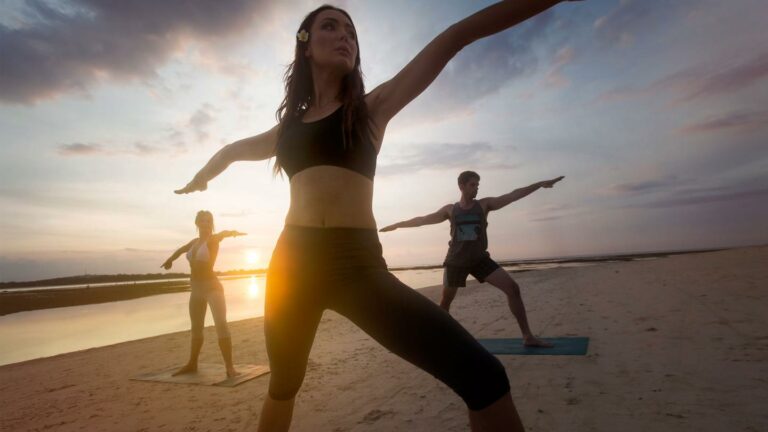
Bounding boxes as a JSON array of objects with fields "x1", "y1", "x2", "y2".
[
  {"x1": 440, "y1": 285, "x2": 459, "y2": 312},
  {"x1": 483, "y1": 268, "x2": 553, "y2": 347}
]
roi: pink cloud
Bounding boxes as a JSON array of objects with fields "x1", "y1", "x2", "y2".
[
  {"x1": 679, "y1": 110, "x2": 768, "y2": 135},
  {"x1": 596, "y1": 51, "x2": 768, "y2": 105},
  {"x1": 544, "y1": 46, "x2": 575, "y2": 88}
]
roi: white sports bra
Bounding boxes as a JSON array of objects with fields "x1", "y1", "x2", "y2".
[{"x1": 186, "y1": 239, "x2": 211, "y2": 262}]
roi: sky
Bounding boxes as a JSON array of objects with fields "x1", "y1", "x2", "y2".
[{"x1": 1, "y1": 0, "x2": 767, "y2": 282}]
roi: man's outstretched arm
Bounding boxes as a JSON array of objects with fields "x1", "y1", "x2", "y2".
[
  {"x1": 481, "y1": 176, "x2": 564, "y2": 212},
  {"x1": 379, "y1": 204, "x2": 453, "y2": 232}
]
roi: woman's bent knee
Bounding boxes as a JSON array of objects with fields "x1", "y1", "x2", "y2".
[{"x1": 462, "y1": 353, "x2": 510, "y2": 411}]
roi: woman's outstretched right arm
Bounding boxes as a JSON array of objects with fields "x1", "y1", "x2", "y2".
[
  {"x1": 161, "y1": 239, "x2": 196, "y2": 270},
  {"x1": 175, "y1": 125, "x2": 279, "y2": 194}
]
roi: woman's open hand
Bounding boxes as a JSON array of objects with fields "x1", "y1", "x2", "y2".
[{"x1": 174, "y1": 177, "x2": 207, "y2": 194}]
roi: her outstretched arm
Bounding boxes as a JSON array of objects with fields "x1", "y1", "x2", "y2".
[
  {"x1": 481, "y1": 176, "x2": 564, "y2": 212},
  {"x1": 379, "y1": 205, "x2": 452, "y2": 232},
  {"x1": 161, "y1": 239, "x2": 196, "y2": 270},
  {"x1": 175, "y1": 125, "x2": 279, "y2": 194},
  {"x1": 367, "y1": 0, "x2": 576, "y2": 126},
  {"x1": 212, "y1": 230, "x2": 247, "y2": 243}
]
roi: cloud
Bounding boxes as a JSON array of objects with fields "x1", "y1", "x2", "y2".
[
  {"x1": 530, "y1": 214, "x2": 564, "y2": 222},
  {"x1": 641, "y1": 186, "x2": 768, "y2": 209},
  {"x1": 219, "y1": 210, "x2": 259, "y2": 218},
  {"x1": 543, "y1": 46, "x2": 575, "y2": 88},
  {"x1": 56, "y1": 141, "x2": 163, "y2": 157},
  {"x1": 132, "y1": 142, "x2": 162, "y2": 156},
  {"x1": 593, "y1": 0, "x2": 687, "y2": 48},
  {"x1": 613, "y1": 172, "x2": 768, "y2": 209},
  {"x1": 680, "y1": 110, "x2": 768, "y2": 135},
  {"x1": 0, "y1": 0, "x2": 276, "y2": 104},
  {"x1": 679, "y1": 51, "x2": 768, "y2": 103},
  {"x1": 54, "y1": 101, "x2": 217, "y2": 158},
  {"x1": 57, "y1": 142, "x2": 105, "y2": 156},
  {"x1": 524, "y1": 203, "x2": 582, "y2": 223},
  {"x1": 400, "y1": 10, "x2": 559, "y2": 122},
  {"x1": 608, "y1": 176, "x2": 683, "y2": 194},
  {"x1": 597, "y1": 51, "x2": 768, "y2": 104},
  {"x1": 188, "y1": 104, "x2": 216, "y2": 143},
  {"x1": 378, "y1": 142, "x2": 519, "y2": 176}
]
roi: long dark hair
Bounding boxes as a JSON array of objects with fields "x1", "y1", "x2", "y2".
[{"x1": 273, "y1": 5, "x2": 370, "y2": 176}]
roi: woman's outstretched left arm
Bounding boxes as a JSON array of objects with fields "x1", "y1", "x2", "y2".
[
  {"x1": 212, "y1": 230, "x2": 247, "y2": 243},
  {"x1": 366, "y1": 0, "x2": 575, "y2": 129}
]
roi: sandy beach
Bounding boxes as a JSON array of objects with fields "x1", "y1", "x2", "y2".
[{"x1": 1, "y1": 246, "x2": 766, "y2": 432}]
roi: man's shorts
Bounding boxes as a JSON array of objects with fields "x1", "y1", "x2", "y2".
[{"x1": 443, "y1": 256, "x2": 501, "y2": 288}]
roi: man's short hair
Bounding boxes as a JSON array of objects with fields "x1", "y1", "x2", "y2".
[{"x1": 457, "y1": 170, "x2": 480, "y2": 186}]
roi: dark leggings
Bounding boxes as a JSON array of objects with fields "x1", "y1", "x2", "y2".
[{"x1": 265, "y1": 225, "x2": 510, "y2": 410}]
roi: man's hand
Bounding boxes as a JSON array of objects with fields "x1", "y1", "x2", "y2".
[
  {"x1": 379, "y1": 224, "x2": 399, "y2": 232},
  {"x1": 541, "y1": 176, "x2": 564, "y2": 189}
]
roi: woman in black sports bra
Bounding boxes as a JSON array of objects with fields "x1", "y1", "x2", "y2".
[{"x1": 176, "y1": 2, "x2": 580, "y2": 431}]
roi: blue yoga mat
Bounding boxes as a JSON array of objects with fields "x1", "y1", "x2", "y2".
[{"x1": 478, "y1": 337, "x2": 589, "y2": 355}]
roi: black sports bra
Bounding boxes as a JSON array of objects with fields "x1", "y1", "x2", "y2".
[{"x1": 275, "y1": 106, "x2": 377, "y2": 180}]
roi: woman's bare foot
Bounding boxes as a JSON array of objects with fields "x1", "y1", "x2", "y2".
[
  {"x1": 523, "y1": 335, "x2": 554, "y2": 348},
  {"x1": 226, "y1": 367, "x2": 239, "y2": 378},
  {"x1": 172, "y1": 363, "x2": 198, "y2": 376}
]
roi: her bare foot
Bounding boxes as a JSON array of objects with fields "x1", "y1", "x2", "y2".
[
  {"x1": 172, "y1": 363, "x2": 197, "y2": 376},
  {"x1": 226, "y1": 367, "x2": 239, "y2": 378}
]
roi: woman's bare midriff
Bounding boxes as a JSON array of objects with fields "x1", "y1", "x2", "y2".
[{"x1": 284, "y1": 166, "x2": 376, "y2": 229}]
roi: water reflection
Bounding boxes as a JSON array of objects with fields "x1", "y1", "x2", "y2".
[
  {"x1": 0, "y1": 275, "x2": 270, "y2": 366},
  {"x1": 0, "y1": 269, "x2": 449, "y2": 366},
  {"x1": 248, "y1": 276, "x2": 262, "y2": 300}
]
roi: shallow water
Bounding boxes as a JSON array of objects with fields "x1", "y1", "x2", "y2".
[{"x1": 0, "y1": 269, "x2": 448, "y2": 366}]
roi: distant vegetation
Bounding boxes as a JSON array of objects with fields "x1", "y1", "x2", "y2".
[{"x1": 0, "y1": 268, "x2": 268, "y2": 289}]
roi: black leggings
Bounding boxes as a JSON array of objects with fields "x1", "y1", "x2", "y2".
[{"x1": 265, "y1": 225, "x2": 510, "y2": 410}]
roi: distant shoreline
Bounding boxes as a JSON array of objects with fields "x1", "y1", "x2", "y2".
[
  {"x1": 0, "y1": 269, "x2": 267, "y2": 290},
  {"x1": 0, "y1": 248, "x2": 728, "y2": 316},
  {"x1": 1, "y1": 247, "x2": 731, "y2": 290},
  {"x1": 388, "y1": 248, "x2": 725, "y2": 271}
]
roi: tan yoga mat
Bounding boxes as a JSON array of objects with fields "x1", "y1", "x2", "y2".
[{"x1": 131, "y1": 363, "x2": 270, "y2": 387}]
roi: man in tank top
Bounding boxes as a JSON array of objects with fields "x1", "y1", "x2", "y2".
[{"x1": 380, "y1": 171, "x2": 563, "y2": 347}]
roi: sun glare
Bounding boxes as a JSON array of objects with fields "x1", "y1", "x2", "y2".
[
  {"x1": 246, "y1": 249, "x2": 261, "y2": 267},
  {"x1": 248, "y1": 275, "x2": 263, "y2": 299}
]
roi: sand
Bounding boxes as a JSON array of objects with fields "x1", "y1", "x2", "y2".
[{"x1": 1, "y1": 246, "x2": 766, "y2": 431}]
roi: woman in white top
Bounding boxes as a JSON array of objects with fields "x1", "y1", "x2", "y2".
[{"x1": 161, "y1": 210, "x2": 245, "y2": 378}]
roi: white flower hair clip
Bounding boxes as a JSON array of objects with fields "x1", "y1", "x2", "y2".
[{"x1": 297, "y1": 29, "x2": 309, "y2": 42}]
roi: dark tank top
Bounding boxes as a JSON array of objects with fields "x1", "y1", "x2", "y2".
[
  {"x1": 275, "y1": 106, "x2": 377, "y2": 180},
  {"x1": 443, "y1": 201, "x2": 489, "y2": 267}
]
